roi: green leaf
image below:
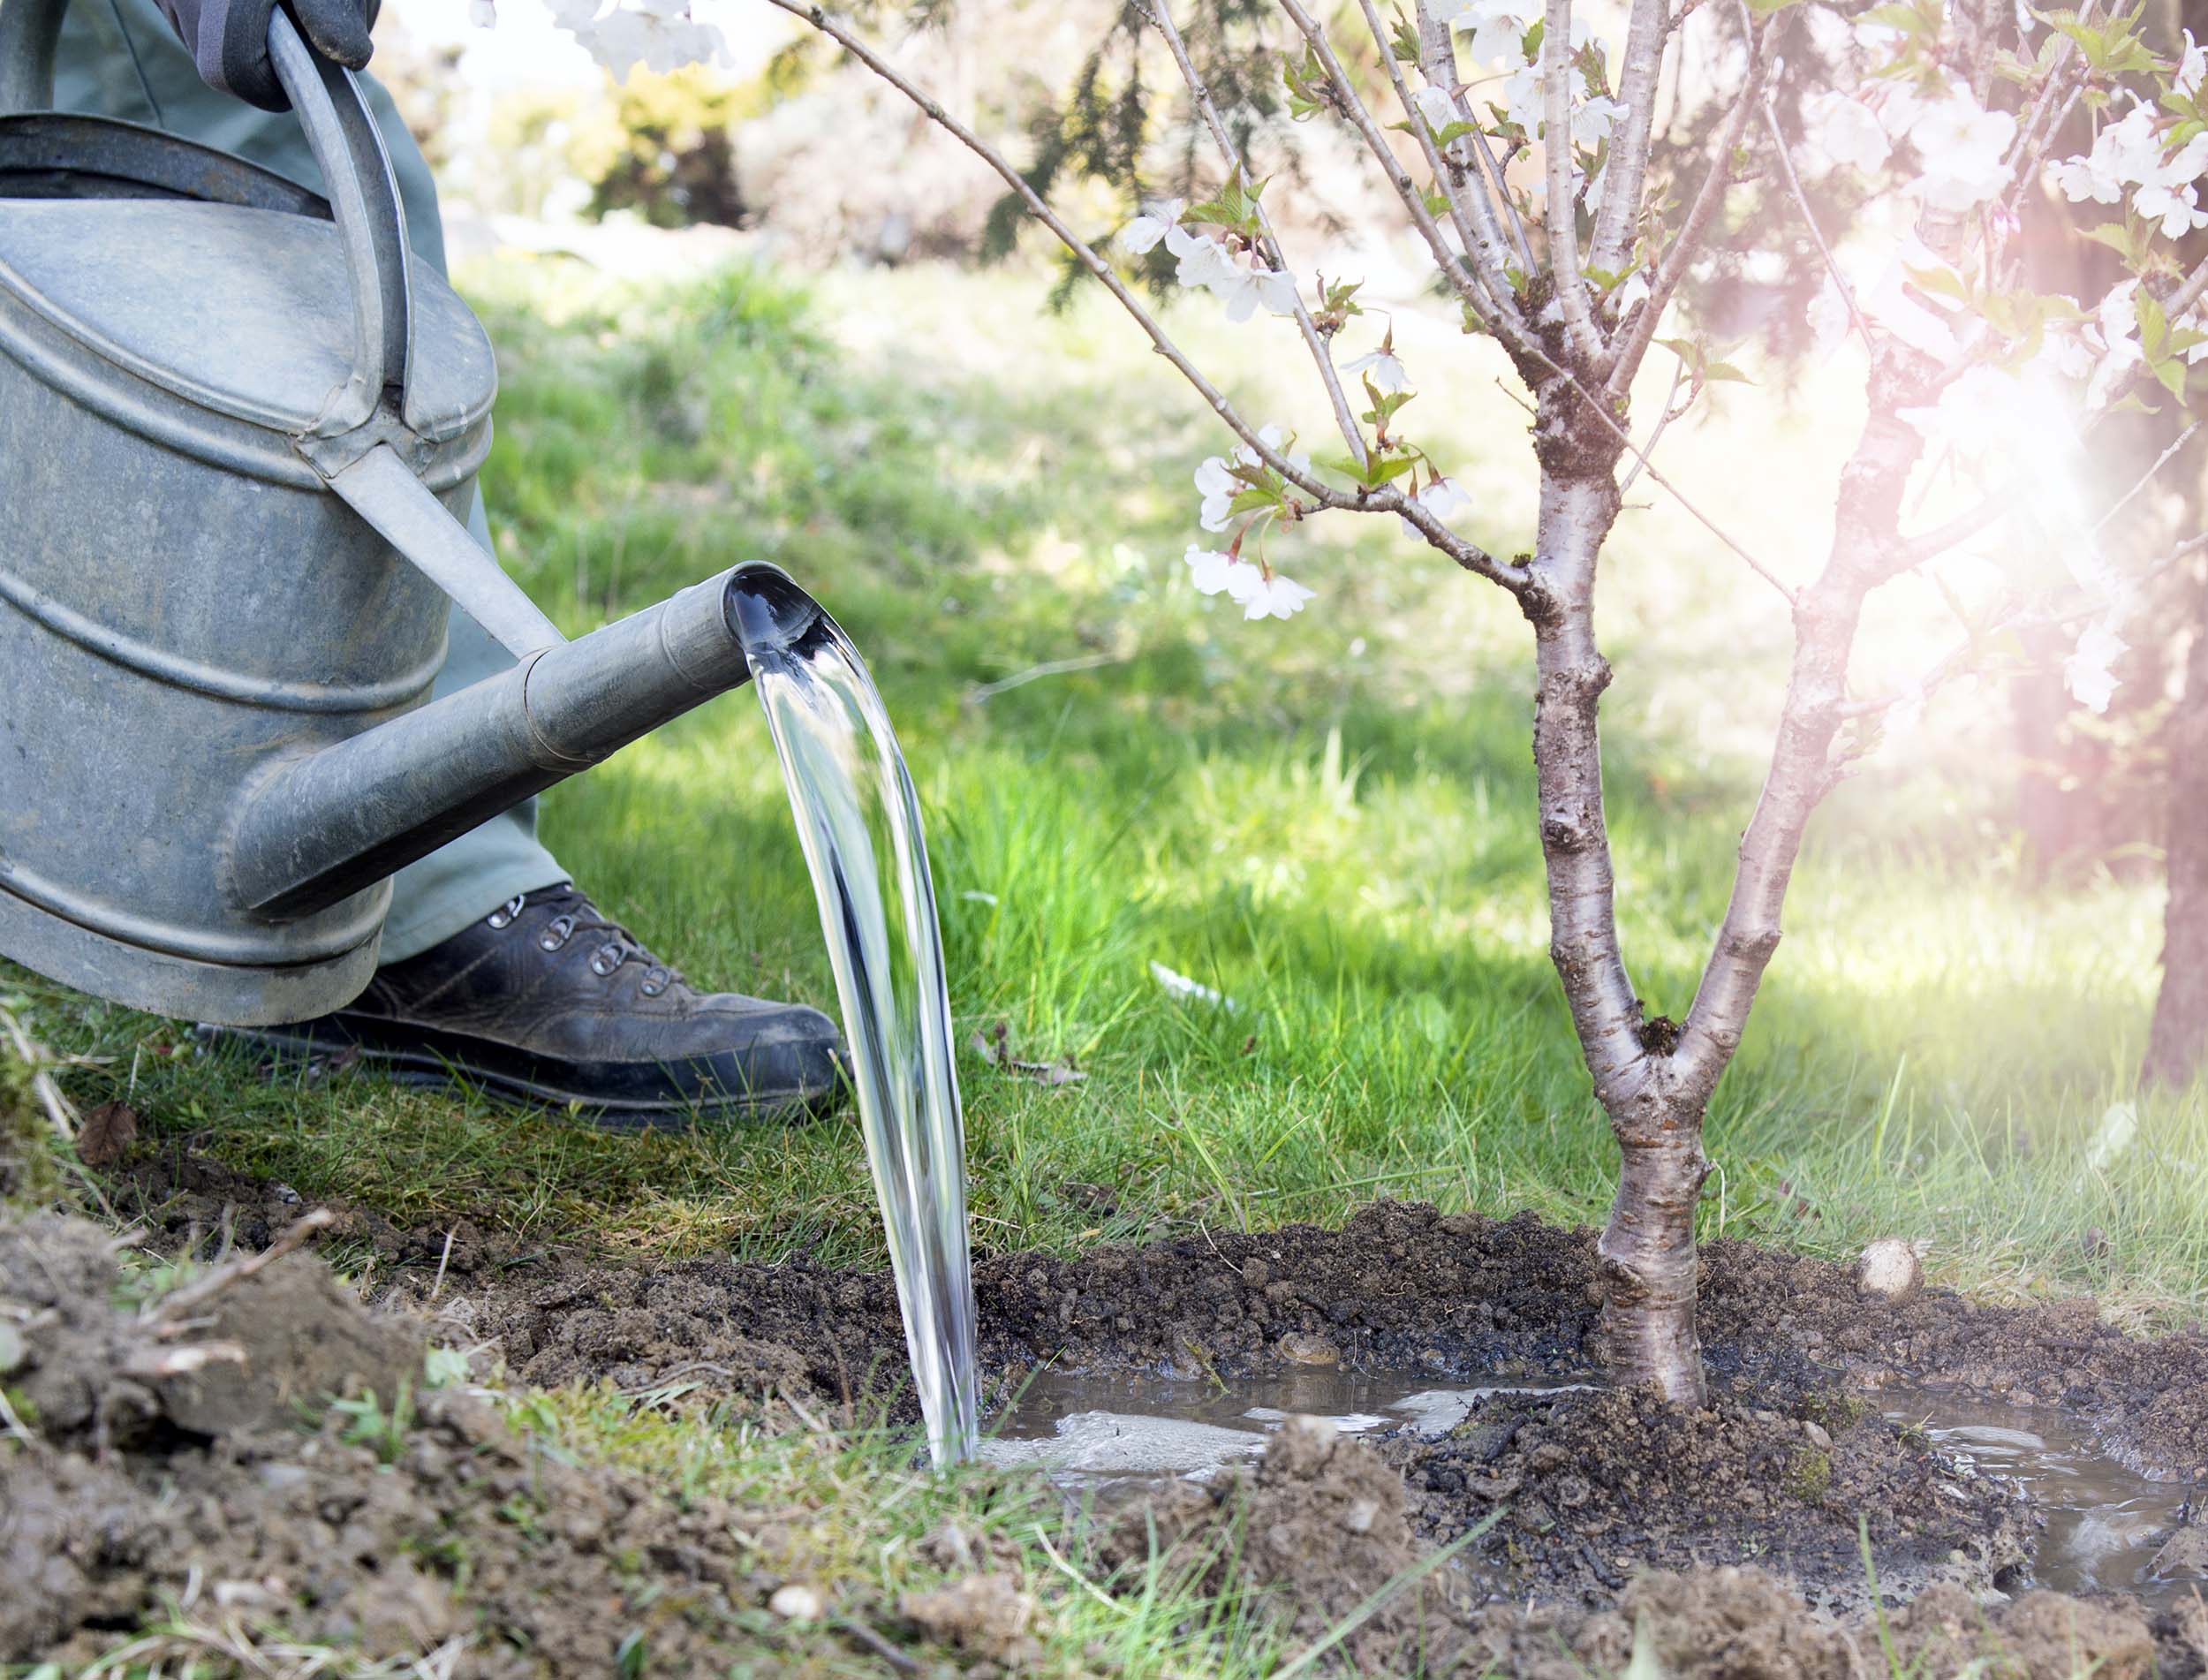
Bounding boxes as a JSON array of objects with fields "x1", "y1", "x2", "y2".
[
  {"x1": 1703, "y1": 359, "x2": 1755, "y2": 383},
  {"x1": 2138, "y1": 290, "x2": 2170, "y2": 358},
  {"x1": 1227, "y1": 486, "x2": 1282, "y2": 516},
  {"x1": 2154, "y1": 354, "x2": 2188, "y2": 402},
  {"x1": 1388, "y1": 5, "x2": 1421, "y2": 62}
]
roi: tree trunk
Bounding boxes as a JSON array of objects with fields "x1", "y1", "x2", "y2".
[
  {"x1": 1598, "y1": 1126, "x2": 1710, "y2": 1402},
  {"x1": 1522, "y1": 438, "x2": 1712, "y2": 1405},
  {"x1": 2147, "y1": 573, "x2": 2208, "y2": 1086}
]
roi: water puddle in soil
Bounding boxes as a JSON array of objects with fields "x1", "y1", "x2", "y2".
[
  {"x1": 979, "y1": 1368, "x2": 1597, "y2": 1479},
  {"x1": 732, "y1": 568, "x2": 978, "y2": 1469},
  {"x1": 1876, "y1": 1385, "x2": 2198, "y2": 1608},
  {"x1": 983, "y1": 1370, "x2": 2204, "y2": 1606}
]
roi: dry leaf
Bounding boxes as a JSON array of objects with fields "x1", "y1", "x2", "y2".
[{"x1": 77, "y1": 1101, "x2": 138, "y2": 1167}]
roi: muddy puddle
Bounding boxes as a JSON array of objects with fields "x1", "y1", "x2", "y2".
[
  {"x1": 986, "y1": 1366, "x2": 2205, "y2": 1611},
  {"x1": 980, "y1": 1367, "x2": 1595, "y2": 1479},
  {"x1": 1879, "y1": 1384, "x2": 2200, "y2": 1608}
]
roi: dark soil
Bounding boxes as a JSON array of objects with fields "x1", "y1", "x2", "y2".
[{"x1": 33, "y1": 1160, "x2": 2208, "y2": 1675}]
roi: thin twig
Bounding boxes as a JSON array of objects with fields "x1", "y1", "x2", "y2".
[
  {"x1": 1142, "y1": 0, "x2": 1368, "y2": 466},
  {"x1": 151, "y1": 1208, "x2": 334, "y2": 1320},
  {"x1": 777, "y1": 0, "x2": 1524, "y2": 586},
  {"x1": 1762, "y1": 87, "x2": 1872, "y2": 352},
  {"x1": 966, "y1": 651, "x2": 1127, "y2": 701},
  {"x1": 1615, "y1": 354, "x2": 1688, "y2": 496},
  {"x1": 430, "y1": 1227, "x2": 457, "y2": 1302},
  {"x1": 2095, "y1": 420, "x2": 2201, "y2": 534}
]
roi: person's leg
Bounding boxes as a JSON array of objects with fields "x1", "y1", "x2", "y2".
[
  {"x1": 55, "y1": 0, "x2": 568, "y2": 960},
  {"x1": 55, "y1": 2, "x2": 843, "y2": 1120}
]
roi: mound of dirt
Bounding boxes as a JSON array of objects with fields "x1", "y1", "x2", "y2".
[
  {"x1": 1098, "y1": 1413, "x2": 1467, "y2": 1673},
  {"x1": 1386, "y1": 1384, "x2": 2027, "y2": 1611},
  {"x1": 1470, "y1": 1566, "x2": 2183, "y2": 1680},
  {"x1": 0, "y1": 1215, "x2": 962, "y2": 1675}
]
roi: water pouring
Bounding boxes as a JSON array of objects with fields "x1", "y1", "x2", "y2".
[{"x1": 0, "y1": 0, "x2": 979, "y2": 1463}]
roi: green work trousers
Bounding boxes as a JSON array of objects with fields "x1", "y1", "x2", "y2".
[{"x1": 52, "y1": 0, "x2": 571, "y2": 962}]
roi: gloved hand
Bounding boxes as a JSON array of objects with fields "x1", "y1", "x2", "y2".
[{"x1": 151, "y1": 0, "x2": 379, "y2": 111}]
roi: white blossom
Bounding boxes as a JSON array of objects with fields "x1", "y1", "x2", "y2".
[
  {"x1": 2063, "y1": 619, "x2": 2127, "y2": 714},
  {"x1": 1184, "y1": 545, "x2": 1239, "y2": 594},
  {"x1": 1401, "y1": 474, "x2": 1472, "y2": 538},
  {"x1": 2182, "y1": 29, "x2": 2205, "y2": 98},
  {"x1": 1227, "y1": 565, "x2": 1317, "y2": 621},
  {"x1": 546, "y1": 0, "x2": 724, "y2": 79},
  {"x1": 2086, "y1": 280, "x2": 2146, "y2": 410},
  {"x1": 1415, "y1": 84, "x2": 1459, "y2": 135},
  {"x1": 1342, "y1": 346, "x2": 1411, "y2": 392},
  {"x1": 468, "y1": 0, "x2": 496, "y2": 25},
  {"x1": 1906, "y1": 91, "x2": 2015, "y2": 212},
  {"x1": 1193, "y1": 457, "x2": 1241, "y2": 532},
  {"x1": 1804, "y1": 91, "x2": 1890, "y2": 173},
  {"x1": 1166, "y1": 224, "x2": 1236, "y2": 289},
  {"x1": 1808, "y1": 273, "x2": 1853, "y2": 361},
  {"x1": 1161, "y1": 225, "x2": 1297, "y2": 322},
  {"x1": 1118, "y1": 199, "x2": 1184, "y2": 254},
  {"x1": 1574, "y1": 95, "x2": 1626, "y2": 148},
  {"x1": 1894, "y1": 364, "x2": 2027, "y2": 458}
]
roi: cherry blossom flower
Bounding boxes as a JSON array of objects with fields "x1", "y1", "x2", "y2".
[
  {"x1": 1193, "y1": 458, "x2": 1241, "y2": 532},
  {"x1": 2064, "y1": 619, "x2": 2128, "y2": 714},
  {"x1": 547, "y1": 0, "x2": 724, "y2": 79},
  {"x1": 1415, "y1": 84, "x2": 1459, "y2": 134},
  {"x1": 1184, "y1": 545, "x2": 1238, "y2": 594},
  {"x1": 2086, "y1": 281, "x2": 2146, "y2": 410},
  {"x1": 2183, "y1": 30, "x2": 2205, "y2": 98},
  {"x1": 1342, "y1": 345, "x2": 1411, "y2": 392},
  {"x1": 1118, "y1": 199, "x2": 1184, "y2": 254},
  {"x1": 1162, "y1": 226, "x2": 1298, "y2": 322},
  {"x1": 1401, "y1": 474, "x2": 1472, "y2": 538},
  {"x1": 1906, "y1": 91, "x2": 2015, "y2": 212},
  {"x1": 1804, "y1": 91, "x2": 1889, "y2": 173},
  {"x1": 1166, "y1": 224, "x2": 1236, "y2": 289},
  {"x1": 1228, "y1": 565, "x2": 1317, "y2": 621}
]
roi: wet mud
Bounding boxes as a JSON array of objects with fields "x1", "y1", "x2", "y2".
[{"x1": 19, "y1": 1168, "x2": 2208, "y2": 1674}]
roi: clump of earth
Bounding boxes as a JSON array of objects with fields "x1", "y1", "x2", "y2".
[{"x1": 11, "y1": 1169, "x2": 2208, "y2": 1675}]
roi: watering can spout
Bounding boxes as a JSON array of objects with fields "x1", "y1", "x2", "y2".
[{"x1": 226, "y1": 563, "x2": 816, "y2": 922}]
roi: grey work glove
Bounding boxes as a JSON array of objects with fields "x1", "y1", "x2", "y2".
[{"x1": 150, "y1": 0, "x2": 379, "y2": 111}]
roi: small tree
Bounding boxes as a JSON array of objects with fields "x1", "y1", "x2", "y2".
[{"x1": 514, "y1": 0, "x2": 2208, "y2": 1402}]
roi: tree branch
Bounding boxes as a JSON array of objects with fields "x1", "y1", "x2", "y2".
[
  {"x1": 1140, "y1": 0, "x2": 1369, "y2": 469},
  {"x1": 1762, "y1": 89, "x2": 1872, "y2": 352},
  {"x1": 1275, "y1": 0, "x2": 1524, "y2": 341},
  {"x1": 1543, "y1": 0, "x2": 1606, "y2": 366},
  {"x1": 1413, "y1": 0, "x2": 1538, "y2": 276},
  {"x1": 772, "y1": 0, "x2": 1525, "y2": 586},
  {"x1": 1604, "y1": 15, "x2": 1770, "y2": 397},
  {"x1": 1587, "y1": 0, "x2": 1669, "y2": 277},
  {"x1": 1671, "y1": 355, "x2": 1932, "y2": 1100}
]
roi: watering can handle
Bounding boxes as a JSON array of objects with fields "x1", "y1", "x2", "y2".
[
  {"x1": 0, "y1": 0, "x2": 418, "y2": 435},
  {"x1": 265, "y1": 8, "x2": 418, "y2": 436}
]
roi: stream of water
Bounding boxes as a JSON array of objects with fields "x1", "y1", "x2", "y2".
[{"x1": 730, "y1": 566, "x2": 979, "y2": 1468}]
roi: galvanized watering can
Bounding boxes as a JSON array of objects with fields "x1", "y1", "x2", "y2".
[{"x1": 0, "y1": 0, "x2": 798, "y2": 1024}]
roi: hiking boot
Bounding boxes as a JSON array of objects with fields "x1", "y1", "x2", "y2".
[{"x1": 211, "y1": 886, "x2": 845, "y2": 1125}]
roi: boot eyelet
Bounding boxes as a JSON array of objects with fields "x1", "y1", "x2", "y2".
[
  {"x1": 590, "y1": 942, "x2": 624, "y2": 978},
  {"x1": 640, "y1": 966, "x2": 669, "y2": 997},
  {"x1": 539, "y1": 914, "x2": 577, "y2": 952},
  {"x1": 487, "y1": 893, "x2": 527, "y2": 931}
]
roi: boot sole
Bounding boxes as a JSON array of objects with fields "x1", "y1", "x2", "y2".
[{"x1": 200, "y1": 1019, "x2": 847, "y2": 1131}]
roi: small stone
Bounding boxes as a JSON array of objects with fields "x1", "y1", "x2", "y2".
[
  {"x1": 1342, "y1": 1497, "x2": 1380, "y2": 1534},
  {"x1": 1528, "y1": 1442, "x2": 1572, "y2": 1473},
  {"x1": 1241, "y1": 1259, "x2": 1269, "y2": 1290},
  {"x1": 769, "y1": 1584, "x2": 824, "y2": 1621},
  {"x1": 1803, "y1": 1420, "x2": 1834, "y2": 1450},
  {"x1": 1856, "y1": 1237, "x2": 1924, "y2": 1300},
  {"x1": 2154, "y1": 1525, "x2": 2208, "y2": 1578},
  {"x1": 1277, "y1": 1331, "x2": 1340, "y2": 1367}
]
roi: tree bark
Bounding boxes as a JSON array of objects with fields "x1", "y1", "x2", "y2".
[{"x1": 2147, "y1": 571, "x2": 2208, "y2": 1086}]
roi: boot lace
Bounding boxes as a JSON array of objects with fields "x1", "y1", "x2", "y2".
[{"x1": 490, "y1": 889, "x2": 680, "y2": 996}]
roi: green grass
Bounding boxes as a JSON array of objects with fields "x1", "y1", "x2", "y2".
[{"x1": 5, "y1": 251, "x2": 2203, "y2": 1332}]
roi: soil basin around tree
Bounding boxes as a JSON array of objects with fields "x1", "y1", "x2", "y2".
[{"x1": 12, "y1": 1162, "x2": 2208, "y2": 1676}]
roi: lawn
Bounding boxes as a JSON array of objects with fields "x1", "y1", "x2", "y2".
[{"x1": 6, "y1": 248, "x2": 2194, "y2": 1325}]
